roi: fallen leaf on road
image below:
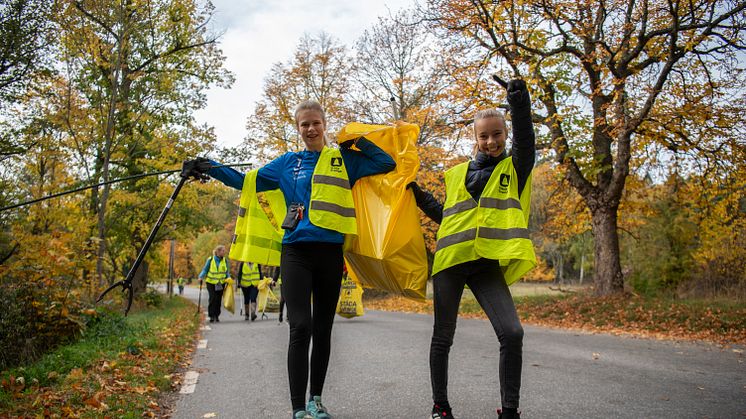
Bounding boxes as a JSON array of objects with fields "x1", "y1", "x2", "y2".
[
  {"x1": 203, "y1": 413, "x2": 217, "y2": 418},
  {"x1": 592, "y1": 352, "x2": 600, "y2": 360},
  {"x1": 697, "y1": 386, "x2": 705, "y2": 390}
]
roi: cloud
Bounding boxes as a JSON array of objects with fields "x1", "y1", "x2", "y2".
[{"x1": 194, "y1": 0, "x2": 414, "y2": 149}]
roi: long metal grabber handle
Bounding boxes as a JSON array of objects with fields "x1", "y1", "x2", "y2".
[
  {"x1": 0, "y1": 162, "x2": 253, "y2": 213},
  {"x1": 97, "y1": 172, "x2": 202, "y2": 315}
]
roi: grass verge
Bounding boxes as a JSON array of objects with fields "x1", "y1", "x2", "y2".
[
  {"x1": 364, "y1": 291, "x2": 746, "y2": 346},
  {"x1": 0, "y1": 296, "x2": 200, "y2": 418}
]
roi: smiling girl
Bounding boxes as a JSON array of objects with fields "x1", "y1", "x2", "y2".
[
  {"x1": 197, "y1": 100, "x2": 396, "y2": 419},
  {"x1": 408, "y1": 79, "x2": 537, "y2": 419}
]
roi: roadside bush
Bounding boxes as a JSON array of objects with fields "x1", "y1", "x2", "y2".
[
  {"x1": 0, "y1": 282, "x2": 85, "y2": 371},
  {"x1": 141, "y1": 288, "x2": 163, "y2": 308}
]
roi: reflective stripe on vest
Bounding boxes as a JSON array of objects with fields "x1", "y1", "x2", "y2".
[
  {"x1": 431, "y1": 159, "x2": 536, "y2": 285},
  {"x1": 205, "y1": 256, "x2": 228, "y2": 284},
  {"x1": 229, "y1": 169, "x2": 286, "y2": 266},
  {"x1": 240, "y1": 263, "x2": 261, "y2": 287},
  {"x1": 308, "y1": 147, "x2": 357, "y2": 235}
]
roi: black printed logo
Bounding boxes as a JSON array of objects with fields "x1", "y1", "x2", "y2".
[
  {"x1": 331, "y1": 157, "x2": 343, "y2": 167},
  {"x1": 498, "y1": 174, "x2": 510, "y2": 194}
]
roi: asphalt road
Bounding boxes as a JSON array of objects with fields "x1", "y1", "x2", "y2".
[{"x1": 170, "y1": 285, "x2": 745, "y2": 419}]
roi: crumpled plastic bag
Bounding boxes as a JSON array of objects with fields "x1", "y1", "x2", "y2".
[
  {"x1": 222, "y1": 278, "x2": 235, "y2": 314},
  {"x1": 257, "y1": 278, "x2": 279, "y2": 313},
  {"x1": 336, "y1": 271, "x2": 364, "y2": 318},
  {"x1": 337, "y1": 122, "x2": 428, "y2": 301}
]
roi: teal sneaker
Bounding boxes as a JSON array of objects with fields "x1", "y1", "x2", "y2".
[
  {"x1": 294, "y1": 409, "x2": 312, "y2": 419},
  {"x1": 306, "y1": 396, "x2": 332, "y2": 418}
]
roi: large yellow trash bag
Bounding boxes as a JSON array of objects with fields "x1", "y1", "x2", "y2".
[
  {"x1": 336, "y1": 271, "x2": 364, "y2": 318},
  {"x1": 222, "y1": 278, "x2": 235, "y2": 314},
  {"x1": 337, "y1": 122, "x2": 428, "y2": 301}
]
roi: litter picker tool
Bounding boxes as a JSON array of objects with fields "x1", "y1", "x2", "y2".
[
  {"x1": 97, "y1": 171, "x2": 201, "y2": 315},
  {"x1": 95, "y1": 161, "x2": 252, "y2": 315}
]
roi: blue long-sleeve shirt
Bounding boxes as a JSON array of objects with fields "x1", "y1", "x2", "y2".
[
  {"x1": 198, "y1": 256, "x2": 230, "y2": 280},
  {"x1": 208, "y1": 138, "x2": 396, "y2": 244}
]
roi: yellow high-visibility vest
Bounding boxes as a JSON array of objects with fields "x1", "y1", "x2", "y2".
[
  {"x1": 308, "y1": 147, "x2": 357, "y2": 235},
  {"x1": 240, "y1": 262, "x2": 261, "y2": 287},
  {"x1": 229, "y1": 169, "x2": 286, "y2": 266},
  {"x1": 230, "y1": 148, "x2": 356, "y2": 264},
  {"x1": 431, "y1": 159, "x2": 536, "y2": 285},
  {"x1": 205, "y1": 256, "x2": 228, "y2": 285}
]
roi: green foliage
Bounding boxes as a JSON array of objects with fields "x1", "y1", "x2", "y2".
[
  {"x1": 140, "y1": 288, "x2": 163, "y2": 308},
  {"x1": 0, "y1": 0, "x2": 54, "y2": 104},
  {"x1": 625, "y1": 180, "x2": 698, "y2": 294},
  {"x1": 0, "y1": 279, "x2": 87, "y2": 371},
  {"x1": 0, "y1": 297, "x2": 199, "y2": 417}
]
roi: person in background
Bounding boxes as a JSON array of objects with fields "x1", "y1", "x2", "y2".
[
  {"x1": 198, "y1": 245, "x2": 231, "y2": 323},
  {"x1": 176, "y1": 276, "x2": 185, "y2": 295},
  {"x1": 237, "y1": 261, "x2": 263, "y2": 321}
]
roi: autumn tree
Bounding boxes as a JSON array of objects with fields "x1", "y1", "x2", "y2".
[
  {"x1": 243, "y1": 32, "x2": 352, "y2": 161},
  {"x1": 424, "y1": 0, "x2": 746, "y2": 295},
  {"x1": 350, "y1": 11, "x2": 456, "y2": 141},
  {"x1": 55, "y1": 0, "x2": 232, "y2": 283}
]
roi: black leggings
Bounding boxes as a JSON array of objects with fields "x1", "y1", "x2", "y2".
[
  {"x1": 281, "y1": 242, "x2": 344, "y2": 410},
  {"x1": 206, "y1": 282, "x2": 224, "y2": 319},
  {"x1": 431, "y1": 259, "x2": 523, "y2": 409}
]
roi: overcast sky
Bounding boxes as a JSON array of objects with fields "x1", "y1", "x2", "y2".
[{"x1": 194, "y1": 0, "x2": 416, "y2": 148}]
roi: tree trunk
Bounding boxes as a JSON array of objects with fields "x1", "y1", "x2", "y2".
[
  {"x1": 590, "y1": 206, "x2": 625, "y2": 295},
  {"x1": 131, "y1": 260, "x2": 149, "y2": 297}
]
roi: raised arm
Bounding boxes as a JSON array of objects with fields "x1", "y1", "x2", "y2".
[{"x1": 505, "y1": 79, "x2": 536, "y2": 196}]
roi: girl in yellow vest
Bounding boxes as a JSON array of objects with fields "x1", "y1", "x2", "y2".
[
  {"x1": 408, "y1": 79, "x2": 536, "y2": 419},
  {"x1": 198, "y1": 245, "x2": 231, "y2": 323},
  {"x1": 186, "y1": 100, "x2": 396, "y2": 419}
]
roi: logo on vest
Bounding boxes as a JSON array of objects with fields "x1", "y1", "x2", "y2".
[
  {"x1": 499, "y1": 174, "x2": 510, "y2": 193},
  {"x1": 330, "y1": 157, "x2": 343, "y2": 172}
]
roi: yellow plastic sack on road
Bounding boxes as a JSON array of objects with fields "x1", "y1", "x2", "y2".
[
  {"x1": 337, "y1": 122, "x2": 428, "y2": 301},
  {"x1": 336, "y1": 272, "x2": 364, "y2": 318},
  {"x1": 222, "y1": 278, "x2": 235, "y2": 314}
]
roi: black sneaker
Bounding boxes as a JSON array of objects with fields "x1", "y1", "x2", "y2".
[
  {"x1": 209, "y1": 317, "x2": 214, "y2": 323},
  {"x1": 432, "y1": 404, "x2": 453, "y2": 418}
]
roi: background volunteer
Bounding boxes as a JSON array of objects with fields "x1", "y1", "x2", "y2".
[
  {"x1": 198, "y1": 244, "x2": 231, "y2": 323},
  {"x1": 237, "y1": 261, "x2": 263, "y2": 321}
]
